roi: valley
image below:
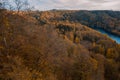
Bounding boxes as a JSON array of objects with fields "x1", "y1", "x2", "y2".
[
  {"x1": 0, "y1": 9, "x2": 120, "y2": 80},
  {"x1": 94, "y1": 28, "x2": 120, "y2": 44}
]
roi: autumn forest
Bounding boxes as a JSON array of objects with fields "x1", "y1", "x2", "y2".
[{"x1": 0, "y1": 0, "x2": 120, "y2": 80}]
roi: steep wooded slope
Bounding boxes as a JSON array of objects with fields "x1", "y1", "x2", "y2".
[
  {"x1": 37, "y1": 10, "x2": 120, "y2": 36},
  {"x1": 0, "y1": 9, "x2": 120, "y2": 80}
]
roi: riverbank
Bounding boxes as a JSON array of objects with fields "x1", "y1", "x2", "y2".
[{"x1": 93, "y1": 28, "x2": 120, "y2": 44}]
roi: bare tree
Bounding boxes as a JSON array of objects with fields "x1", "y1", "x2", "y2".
[
  {"x1": 0, "y1": 0, "x2": 6, "y2": 9},
  {"x1": 13, "y1": 0, "x2": 33, "y2": 12},
  {"x1": 0, "y1": 0, "x2": 34, "y2": 12},
  {"x1": 0, "y1": 0, "x2": 14, "y2": 10},
  {"x1": 0, "y1": 1, "x2": 2, "y2": 8},
  {"x1": 14, "y1": 0, "x2": 25, "y2": 12}
]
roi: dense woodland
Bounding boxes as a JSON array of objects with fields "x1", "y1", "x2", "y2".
[
  {"x1": 37, "y1": 10, "x2": 120, "y2": 36},
  {"x1": 0, "y1": 8, "x2": 120, "y2": 80}
]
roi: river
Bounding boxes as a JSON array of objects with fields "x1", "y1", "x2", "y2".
[{"x1": 95, "y1": 28, "x2": 120, "y2": 44}]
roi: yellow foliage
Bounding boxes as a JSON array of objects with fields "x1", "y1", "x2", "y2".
[
  {"x1": 99, "y1": 46, "x2": 105, "y2": 54},
  {"x1": 0, "y1": 46, "x2": 4, "y2": 49},
  {"x1": 106, "y1": 48, "x2": 118, "y2": 59},
  {"x1": 90, "y1": 58, "x2": 98, "y2": 70},
  {"x1": 92, "y1": 42, "x2": 96, "y2": 47},
  {"x1": 75, "y1": 37, "x2": 80, "y2": 43}
]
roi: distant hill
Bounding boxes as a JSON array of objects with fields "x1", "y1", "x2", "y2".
[
  {"x1": 0, "y1": 9, "x2": 120, "y2": 80},
  {"x1": 37, "y1": 10, "x2": 120, "y2": 36}
]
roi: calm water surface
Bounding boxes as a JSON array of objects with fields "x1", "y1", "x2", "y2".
[{"x1": 95, "y1": 28, "x2": 120, "y2": 44}]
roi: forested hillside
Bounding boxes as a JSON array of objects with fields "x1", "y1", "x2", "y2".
[
  {"x1": 0, "y1": 9, "x2": 120, "y2": 80},
  {"x1": 37, "y1": 10, "x2": 120, "y2": 36}
]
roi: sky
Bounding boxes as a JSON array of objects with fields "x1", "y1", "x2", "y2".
[
  {"x1": 8, "y1": 0, "x2": 120, "y2": 11},
  {"x1": 27, "y1": 0, "x2": 120, "y2": 11}
]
